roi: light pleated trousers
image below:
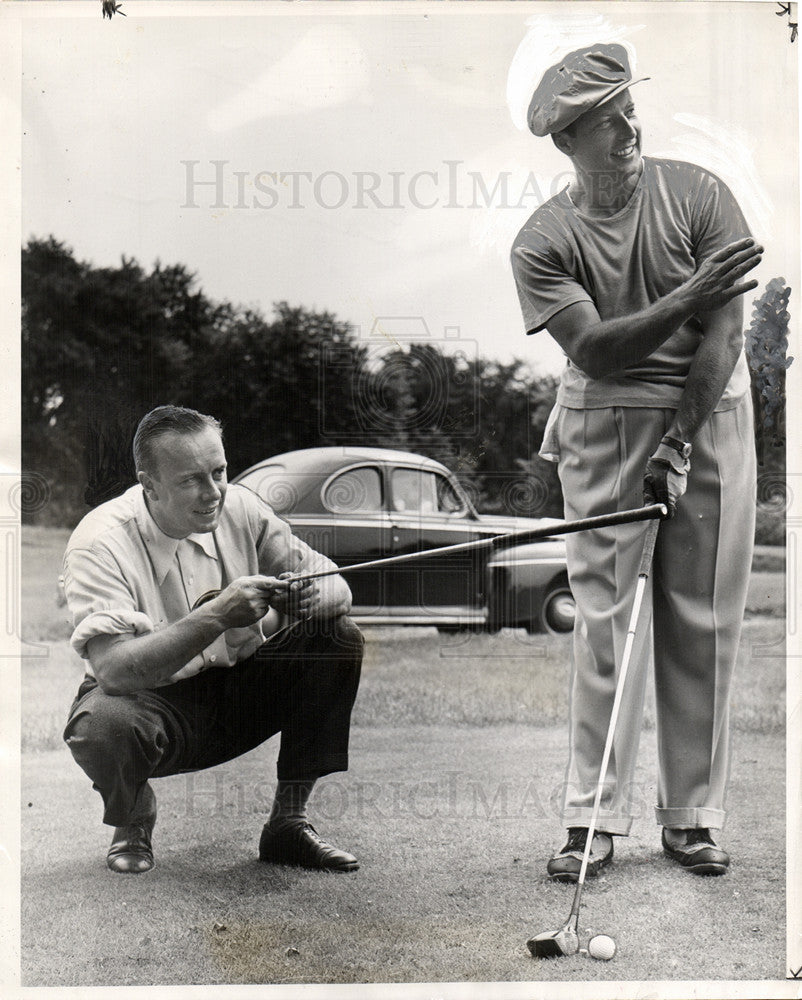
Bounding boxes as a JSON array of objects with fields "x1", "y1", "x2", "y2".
[{"x1": 553, "y1": 395, "x2": 756, "y2": 834}]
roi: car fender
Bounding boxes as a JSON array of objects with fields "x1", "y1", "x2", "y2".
[{"x1": 485, "y1": 537, "x2": 572, "y2": 631}]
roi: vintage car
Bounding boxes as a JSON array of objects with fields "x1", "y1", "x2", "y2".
[{"x1": 233, "y1": 446, "x2": 575, "y2": 634}]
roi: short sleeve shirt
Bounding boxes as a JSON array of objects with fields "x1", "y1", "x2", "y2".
[
  {"x1": 510, "y1": 157, "x2": 751, "y2": 409},
  {"x1": 62, "y1": 483, "x2": 343, "y2": 683}
]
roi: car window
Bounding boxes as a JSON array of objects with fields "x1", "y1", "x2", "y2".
[
  {"x1": 323, "y1": 467, "x2": 383, "y2": 513},
  {"x1": 391, "y1": 468, "x2": 466, "y2": 515}
]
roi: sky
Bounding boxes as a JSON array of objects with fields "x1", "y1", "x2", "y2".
[{"x1": 18, "y1": 1, "x2": 800, "y2": 375}]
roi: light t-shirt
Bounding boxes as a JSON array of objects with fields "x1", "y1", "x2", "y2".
[{"x1": 510, "y1": 157, "x2": 751, "y2": 411}]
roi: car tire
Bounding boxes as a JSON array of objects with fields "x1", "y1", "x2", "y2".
[{"x1": 539, "y1": 581, "x2": 576, "y2": 635}]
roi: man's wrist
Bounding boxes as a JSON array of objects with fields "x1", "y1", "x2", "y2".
[
  {"x1": 661, "y1": 435, "x2": 692, "y2": 461},
  {"x1": 665, "y1": 282, "x2": 698, "y2": 325},
  {"x1": 191, "y1": 598, "x2": 231, "y2": 635}
]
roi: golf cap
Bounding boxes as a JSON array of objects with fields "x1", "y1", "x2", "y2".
[{"x1": 527, "y1": 42, "x2": 648, "y2": 137}]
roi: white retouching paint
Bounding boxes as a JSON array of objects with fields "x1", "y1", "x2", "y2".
[
  {"x1": 206, "y1": 23, "x2": 371, "y2": 133},
  {"x1": 506, "y1": 19, "x2": 776, "y2": 267},
  {"x1": 506, "y1": 13, "x2": 646, "y2": 133},
  {"x1": 658, "y1": 113, "x2": 775, "y2": 241}
]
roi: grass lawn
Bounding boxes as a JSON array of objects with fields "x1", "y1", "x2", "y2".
[{"x1": 18, "y1": 527, "x2": 788, "y2": 989}]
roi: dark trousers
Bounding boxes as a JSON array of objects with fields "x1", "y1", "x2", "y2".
[{"x1": 63, "y1": 616, "x2": 363, "y2": 826}]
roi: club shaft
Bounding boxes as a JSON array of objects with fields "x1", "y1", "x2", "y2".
[
  {"x1": 290, "y1": 503, "x2": 666, "y2": 582},
  {"x1": 568, "y1": 517, "x2": 660, "y2": 920}
]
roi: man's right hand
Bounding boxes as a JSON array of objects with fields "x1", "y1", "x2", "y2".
[
  {"x1": 681, "y1": 237, "x2": 763, "y2": 313},
  {"x1": 208, "y1": 576, "x2": 290, "y2": 629}
]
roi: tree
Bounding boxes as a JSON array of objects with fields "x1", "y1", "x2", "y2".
[
  {"x1": 190, "y1": 302, "x2": 370, "y2": 476},
  {"x1": 22, "y1": 238, "x2": 226, "y2": 521},
  {"x1": 21, "y1": 237, "x2": 564, "y2": 526}
]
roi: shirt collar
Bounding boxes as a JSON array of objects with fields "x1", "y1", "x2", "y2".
[{"x1": 133, "y1": 486, "x2": 219, "y2": 585}]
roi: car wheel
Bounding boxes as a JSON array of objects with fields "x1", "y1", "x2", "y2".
[{"x1": 540, "y1": 583, "x2": 576, "y2": 634}]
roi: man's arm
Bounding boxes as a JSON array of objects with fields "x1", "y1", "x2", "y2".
[
  {"x1": 86, "y1": 575, "x2": 287, "y2": 696},
  {"x1": 666, "y1": 297, "x2": 745, "y2": 442},
  {"x1": 545, "y1": 237, "x2": 761, "y2": 378},
  {"x1": 641, "y1": 297, "x2": 746, "y2": 516}
]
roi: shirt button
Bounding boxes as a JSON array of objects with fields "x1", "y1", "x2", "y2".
[{"x1": 209, "y1": 655, "x2": 217, "y2": 663}]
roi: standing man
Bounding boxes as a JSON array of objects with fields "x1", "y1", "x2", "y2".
[
  {"x1": 63, "y1": 405, "x2": 363, "y2": 874},
  {"x1": 511, "y1": 43, "x2": 762, "y2": 880}
]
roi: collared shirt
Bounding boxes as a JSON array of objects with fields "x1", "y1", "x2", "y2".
[{"x1": 63, "y1": 483, "x2": 349, "y2": 684}]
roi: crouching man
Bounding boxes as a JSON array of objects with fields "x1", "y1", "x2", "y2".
[{"x1": 62, "y1": 405, "x2": 363, "y2": 875}]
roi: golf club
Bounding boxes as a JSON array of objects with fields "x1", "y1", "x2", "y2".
[
  {"x1": 188, "y1": 504, "x2": 666, "y2": 613},
  {"x1": 287, "y1": 503, "x2": 666, "y2": 583},
  {"x1": 527, "y1": 516, "x2": 660, "y2": 959}
]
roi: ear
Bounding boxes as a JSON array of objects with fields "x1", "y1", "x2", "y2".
[
  {"x1": 138, "y1": 469, "x2": 158, "y2": 500},
  {"x1": 552, "y1": 131, "x2": 573, "y2": 157}
]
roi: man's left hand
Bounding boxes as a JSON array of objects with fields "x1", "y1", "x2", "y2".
[
  {"x1": 270, "y1": 574, "x2": 321, "y2": 620},
  {"x1": 643, "y1": 443, "x2": 690, "y2": 518}
]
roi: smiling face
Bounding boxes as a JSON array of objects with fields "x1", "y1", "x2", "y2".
[
  {"x1": 139, "y1": 426, "x2": 228, "y2": 538},
  {"x1": 554, "y1": 90, "x2": 643, "y2": 208}
]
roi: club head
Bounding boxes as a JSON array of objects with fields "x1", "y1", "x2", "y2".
[{"x1": 526, "y1": 924, "x2": 580, "y2": 958}]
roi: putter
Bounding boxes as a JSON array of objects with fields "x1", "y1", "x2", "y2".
[
  {"x1": 527, "y1": 516, "x2": 660, "y2": 959},
  {"x1": 288, "y1": 503, "x2": 666, "y2": 583}
]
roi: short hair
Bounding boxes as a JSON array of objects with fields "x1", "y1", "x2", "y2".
[{"x1": 133, "y1": 405, "x2": 223, "y2": 475}]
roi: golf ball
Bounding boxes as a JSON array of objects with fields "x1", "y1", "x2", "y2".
[{"x1": 588, "y1": 934, "x2": 616, "y2": 961}]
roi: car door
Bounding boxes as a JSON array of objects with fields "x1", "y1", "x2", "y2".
[
  {"x1": 387, "y1": 466, "x2": 491, "y2": 618},
  {"x1": 312, "y1": 463, "x2": 394, "y2": 613}
]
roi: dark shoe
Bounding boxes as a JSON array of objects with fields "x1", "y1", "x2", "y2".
[
  {"x1": 662, "y1": 827, "x2": 729, "y2": 876},
  {"x1": 259, "y1": 822, "x2": 358, "y2": 872},
  {"x1": 546, "y1": 827, "x2": 614, "y2": 883},
  {"x1": 107, "y1": 819, "x2": 155, "y2": 874}
]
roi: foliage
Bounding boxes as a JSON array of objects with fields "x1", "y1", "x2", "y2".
[
  {"x1": 21, "y1": 238, "x2": 562, "y2": 526},
  {"x1": 743, "y1": 279, "x2": 791, "y2": 545},
  {"x1": 745, "y1": 277, "x2": 792, "y2": 454}
]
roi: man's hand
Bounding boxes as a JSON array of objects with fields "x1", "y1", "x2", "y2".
[
  {"x1": 680, "y1": 237, "x2": 763, "y2": 313},
  {"x1": 270, "y1": 573, "x2": 321, "y2": 620},
  {"x1": 208, "y1": 576, "x2": 290, "y2": 629},
  {"x1": 643, "y1": 444, "x2": 690, "y2": 518}
]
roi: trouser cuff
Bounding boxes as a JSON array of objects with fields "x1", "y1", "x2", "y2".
[
  {"x1": 561, "y1": 812, "x2": 633, "y2": 837},
  {"x1": 654, "y1": 807, "x2": 726, "y2": 830}
]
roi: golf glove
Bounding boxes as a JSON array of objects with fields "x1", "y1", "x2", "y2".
[{"x1": 643, "y1": 443, "x2": 690, "y2": 518}]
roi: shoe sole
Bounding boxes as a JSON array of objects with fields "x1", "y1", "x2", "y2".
[
  {"x1": 546, "y1": 857, "x2": 611, "y2": 883},
  {"x1": 259, "y1": 852, "x2": 359, "y2": 872},
  {"x1": 687, "y1": 864, "x2": 728, "y2": 876},
  {"x1": 107, "y1": 857, "x2": 154, "y2": 874},
  {"x1": 662, "y1": 849, "x2": 728, "y2": 876}
]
